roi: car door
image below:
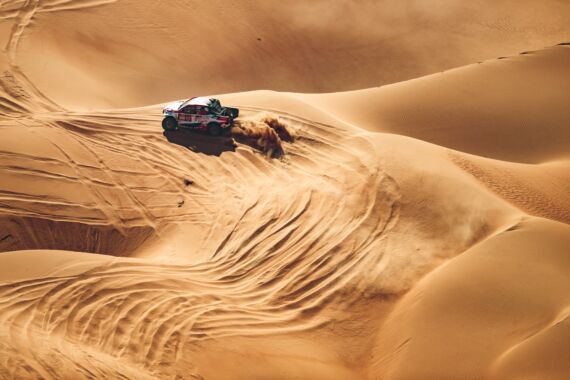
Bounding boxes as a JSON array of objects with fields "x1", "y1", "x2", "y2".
[
  {"x1": 194, "y1": 106, "x2": 212, "y2": 129},
  {"x1": 177, "y1": 106, "x2": 191, "y2": 125},
  {"x1": 179, "y1": 106, "x2": 199, "y2": 127}
]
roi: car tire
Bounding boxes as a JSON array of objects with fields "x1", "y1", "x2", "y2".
[
  {"x1": 162, "y1": 117, "x2": 178, "y2": 131},
  {"x1": 207, "y1": 122, "x2": 221, "y2": 136}
]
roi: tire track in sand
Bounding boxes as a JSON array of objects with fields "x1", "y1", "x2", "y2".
[{"x1": 0, "y1": 106, "x2": 403, "y2": 378}]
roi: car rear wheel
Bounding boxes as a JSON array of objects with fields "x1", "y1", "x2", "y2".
[{"x1": 207, "y1": 122, "x2": 221, "y2": 136}]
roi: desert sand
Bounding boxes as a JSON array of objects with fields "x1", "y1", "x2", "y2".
[{"x1": 0, "y1": 1, "x2": 569, "y2": 379}]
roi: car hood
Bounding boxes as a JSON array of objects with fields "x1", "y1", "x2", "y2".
[{"x1": 163, "y1": 100, "x2": 184, "y2": 112}]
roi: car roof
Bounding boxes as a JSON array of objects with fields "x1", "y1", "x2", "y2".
[{"x1": 184, "y1": 97, "x2": 213, "y2": 107}]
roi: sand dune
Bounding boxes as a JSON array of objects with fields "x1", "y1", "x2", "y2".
[
  {"x1": 0, "y1": 110, "x2": 521, "y2": 378},
  {"x1": 1, "y1": 1, "x2": 570, "y2": 379},
  {"x1": 4, "y1": 0, "x2": 570, "y2": 109},
  {"x1": 371, "y1": 217, "x2": 570, "y2": 379},
  {"x1": 295, "y1": 44, "x2": 570, "y2": 163}
]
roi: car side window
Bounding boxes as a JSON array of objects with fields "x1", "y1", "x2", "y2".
[{"x1": 183, "y1": 106, "x2": 195, "y2": 114}]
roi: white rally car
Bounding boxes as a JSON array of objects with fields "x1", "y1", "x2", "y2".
[{"x1": 162, "y1": 97, "x2": 239, "y2": 136}]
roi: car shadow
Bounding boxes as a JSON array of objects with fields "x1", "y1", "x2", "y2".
[{"x1": 163, "y1": 129, "x2": 236, "y2": 156}]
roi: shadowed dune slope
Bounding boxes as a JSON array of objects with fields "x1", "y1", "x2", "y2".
[{"x1": 3, "y1": 0, "x2": 570, "y2": 108}]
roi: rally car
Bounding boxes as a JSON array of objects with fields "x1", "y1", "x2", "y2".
[{"x1": 162, "y1": 97, "x2": 239, "y2": 136}]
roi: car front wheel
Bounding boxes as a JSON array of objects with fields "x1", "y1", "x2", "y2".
[{"x1": 162, "y1": 117, "x2": 178, "y2": 131}]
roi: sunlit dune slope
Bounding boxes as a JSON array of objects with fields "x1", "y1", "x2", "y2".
[
  {"x1": 1, "y1": 85, "x2": 567, "y2": 378},
  {"x1": 219, "y1": 45, "x2": 570, "y2": 224},
  {"x1": 0, "y1": 1, "x2": 569, "y2": 378},
  {"x1": 3, "y1": 0, "x2": 570, "y2": 108},
  {"x1": 371, "y1": 217, "x2": 570, "y2": 380},
  {"x1": 0, "y1": 76, "x2": 529, "y2": 379},
  {"x1": 1, "y1": 43, "x2": 570, "y2": 380},
  {"x1": 0, "y1": 111, "x2": 524, "y2": 378},
  {"x1": 241, "y1": 44, "x2": 570, "y2": 163}
]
